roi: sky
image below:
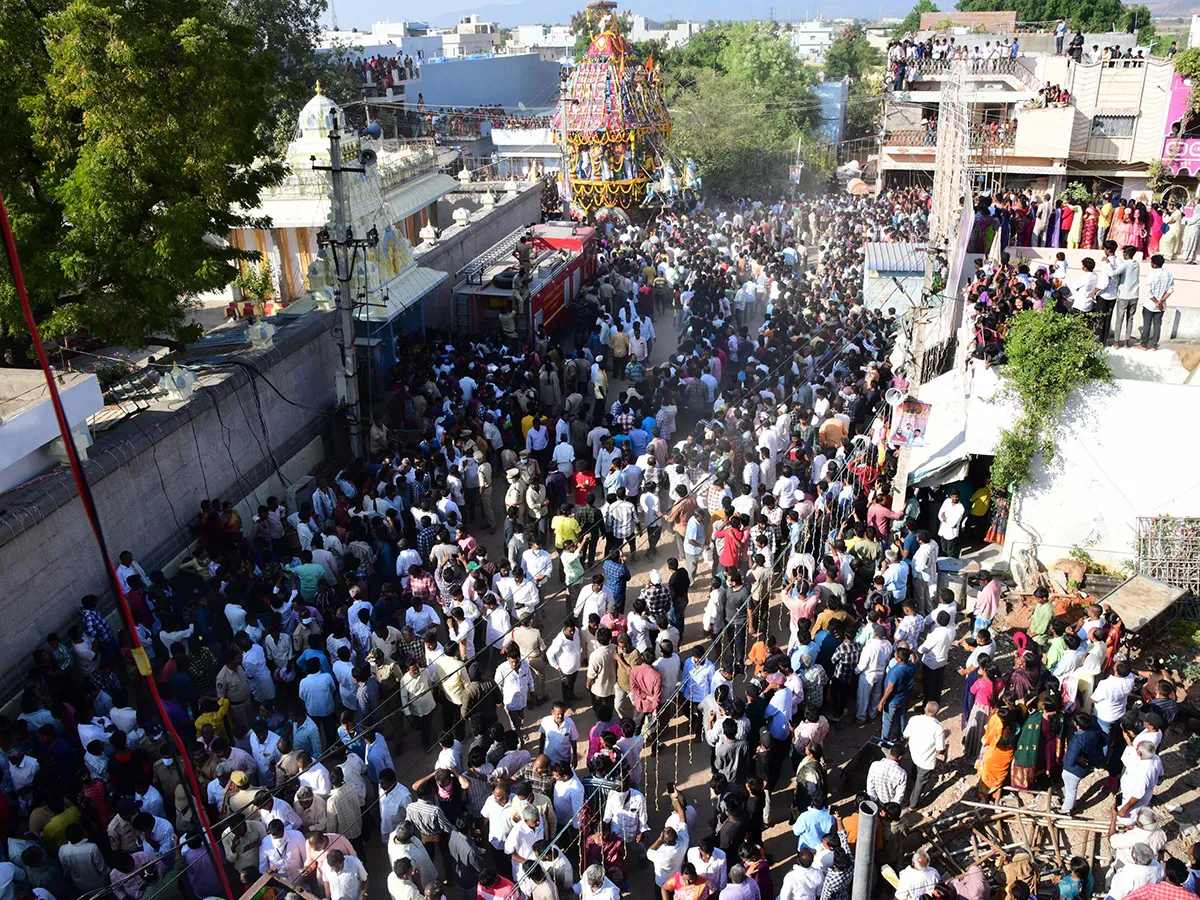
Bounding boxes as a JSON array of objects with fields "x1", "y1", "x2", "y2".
[{"x1": 325, "y1": 0, "x2": 912, "y2": 30}]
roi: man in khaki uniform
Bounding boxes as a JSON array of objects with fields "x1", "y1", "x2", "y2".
[{"x1": 476, "y1": 450, "x2": 496, "y2": 533}]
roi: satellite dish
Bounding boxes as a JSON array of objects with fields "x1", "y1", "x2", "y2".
[
  {"x1": 360, "y1": 148, "x2": 378, "y2": 167},
  {"x1": 885, "y1": 387, "x2": 905, "y2": 407},
  {"x1": 363, "y1": 121, "x2": 382, "y2": 139}
]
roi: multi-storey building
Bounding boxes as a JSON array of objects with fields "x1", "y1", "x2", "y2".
[{"x1": 879, "y1": 34, "x2": 1174, "y2": 197}]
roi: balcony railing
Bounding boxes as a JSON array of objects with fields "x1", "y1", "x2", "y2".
[
  {"x1": 887, "y1": 55, "x2": 1036, "y2": 91},
  {"x1": 885, "y1": 123, "x2": 1017, "y2": 150}
]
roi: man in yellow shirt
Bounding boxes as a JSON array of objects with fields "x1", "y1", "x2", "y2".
[
  {"x1": 551, "y1": 504, "x2": 582, "y2": 550},
  {"x1": 195, "y1": 697, "x2": 232, "y2": 741},
  {"x1": 1098, "y1": 196, "x2": 1114, "y2": 246},
  {"x1": 610, "y1": 324, "x2": 631, "y2": 379}
]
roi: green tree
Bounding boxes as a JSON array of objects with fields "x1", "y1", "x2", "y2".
[
  {"x1": 954, "y1": 0, "x2": 1155, "y2": 42},
  {"x1": 0, "y1": 0, "x2": 286, "y2": 355},
  {"x1": 892, "y1": 0, "x2": 939, "y2": 40},
  {"x1": 664, "y1": 23, "x2": 822, "y2": 195},
  {"x1": 226, "y1": 0, "x2": 360, "y2": 151},
  {"x1": 824, "y1": 23, "x2": 883, "y2": 81},
  {"x1": 989, "y1": 308, "x2": 1111, "y2": 489}
]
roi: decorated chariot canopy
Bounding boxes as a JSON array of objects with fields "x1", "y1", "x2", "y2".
[{"x1": 553, "y1": 1, "x2": 681, "y2": 221}]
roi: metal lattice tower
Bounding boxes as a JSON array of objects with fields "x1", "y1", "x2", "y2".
[{"x1": 928, "y1": 60, "x2": 972, "y2": 252}]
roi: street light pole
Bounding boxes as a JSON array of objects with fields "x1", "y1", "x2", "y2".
[
  {"x1": 558, "y1": 67, "x2": 572, "y2": 220},
  {"x1": 314, "y1": 112, "x2": 376, "y2": 460}
]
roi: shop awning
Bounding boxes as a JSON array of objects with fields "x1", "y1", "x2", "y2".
[
  {"x1": 386, "y1": 173, "x2": 458, "y2": 221},
  {"x1": 362, "y1": 266, "x2": 448, "y2": 322}
]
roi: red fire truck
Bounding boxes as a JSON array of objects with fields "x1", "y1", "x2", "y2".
[{"x1": 452, "y1": 221, "x2": 598, "y2": 339}]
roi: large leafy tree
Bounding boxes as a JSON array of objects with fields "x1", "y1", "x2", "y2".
[
  {"x1": 824, "y1": 24, "x2": 883, "y2": 81},
  {"x1": 0, "y1": 0, "x2": 302, "y2": 356},
  {"x1": 662, "y1": 22, "x2": 827, "y2": 195}
]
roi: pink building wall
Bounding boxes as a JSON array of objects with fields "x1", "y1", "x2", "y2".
[{"x1": 1162, "y1": 72, "x2": 1200, "y2": 175}]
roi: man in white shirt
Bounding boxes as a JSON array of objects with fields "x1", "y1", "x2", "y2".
[
  {"x1": 579, "y1": 864, "x2": 621, "y2": 900},
  {"x1": 548, "y1": 623, "x2": 583, "y2": 703},
  {"x1": 646, "y1": 825, "x2": 688, "y2": 887},
  {"x1": 902, "y1": 701, "x2": 947, "y2": 811},
  {"x1": 602, "y1": 786, "x2": 649, "y2": 844},
  {"x1": 551, "y1": 763, "x2": 586, "y2": 831},
  {"x1": 773, "y1": 466, "x2": 800, "y2": 510},
  {"x1": 937, "y1": 489, "x2": 966, "y2": 558},
  {"x1": 917, "y1": 610, "x2": 955, "y2": 704},
  {"x1": 779, "y1": 848, "x2": 826, "y2": 900},
  {"x1": 376, "y1": 771, "x2": 412, "y2": 840},
  {"x1": 551, "y1": 438, "x2": 576, "y2": 476},
  {"x1": 320, "y1": 850, "x2": 368, "y2": 900},
  {"x1": 855, "y1": 626, "x2": 893, "y2": 724},
  {"x1": 1069, "y1": 257, "x2": 1099, "y2": 313},
  {"x1": 494, "y1": 649, "x2": 535, "y2": 732},
  {"x1": 1092, "y1": 662, "x2": 1135, "y2": 739},
  {"x1": 910, "y1": 531, "x2": 939, "y2": 616},
  {"x1": 895, "y1": 850, "x2": 940, "y2": 900},
  {"x1": 538, "y1": 703, "x2": 579, "y2": 766},
  {"x1": 259, "y1": 821, "x2": 307, "y2": 881}
]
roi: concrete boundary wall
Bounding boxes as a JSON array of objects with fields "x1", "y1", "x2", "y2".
[{"x1": 0, "y1": 312, "x2": 339, "y2": 696}]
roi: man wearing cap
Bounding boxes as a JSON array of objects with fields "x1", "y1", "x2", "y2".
[{"x1": 504, "y1": 468, "x2": 527, "y2": 524}]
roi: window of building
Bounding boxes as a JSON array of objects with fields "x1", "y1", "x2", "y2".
[{"x1": 1090, "y1": 115, "x2": 1136, "y2": 138}]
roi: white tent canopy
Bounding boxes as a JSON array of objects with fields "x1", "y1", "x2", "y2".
[{"x1": 907, "y1": 361, "x2": 1017, "y2": 487}]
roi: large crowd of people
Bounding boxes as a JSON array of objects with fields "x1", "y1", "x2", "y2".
[
  {"x1": 967, "y1": 189, "x2": 1200, "y2": 262},
  {"x1": 1, "y1": 183, "x2": 1188, "y2": 900}
]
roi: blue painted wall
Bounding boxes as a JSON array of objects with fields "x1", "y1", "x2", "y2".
[{"x1": 416, "y1": 53, "x2": 563, "y2": 110}]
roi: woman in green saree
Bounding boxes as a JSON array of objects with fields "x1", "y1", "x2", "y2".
[{"x1": 1011, "y1": 698, "x2": 1045, "y2": 790}]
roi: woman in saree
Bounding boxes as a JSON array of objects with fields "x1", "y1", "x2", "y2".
[
  {"x1": 963, "y1": 660, "x2": 1000, "y2": 760},
  {"x1": 1132, "y1": 202, "x2": 1150, "y2": 255},
  {"x1": 1148, "y1": 203, "x2": 1163, "y2": 255},
  {"x1": 1081, "y1": 202, "x2": 1099, "y2": 249},
  {"x1": 1111, "y1": 200, "x2": 1131, "y2": 246},
  {"x1": 1161, "y1": 201, "x2": 1182, "y2": 259},
  {"x1": 977, "y1": 706, "x2": 1020, "y2": 798},
  {"x1": 792, "y1": 741, "x2": 827, "y2": 813},
  {"x1": 1040, "y1": 692, "x2": 1068, "y2": 777},
  {"x1": 1067, "y1": 204, "x2": 1084, "y2": 248},
  {"x1": 1010, "y1": 698, "x2": 1044, "y2": 790},
  {"x1": 1008, "y1": 646, "x2": 1044, "y2": 701}
]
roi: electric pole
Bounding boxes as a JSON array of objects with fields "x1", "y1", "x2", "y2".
[
  {"x1": 558, "y1": 67, "x2": 572, "y2": 220},
  {"x1": 314, "y1": 108, "x2": 377, "y2": 460}
]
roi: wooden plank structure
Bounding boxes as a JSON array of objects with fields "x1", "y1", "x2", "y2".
[{"x1": 911, "y1": 789, "x2": 1114, "y2": 886}]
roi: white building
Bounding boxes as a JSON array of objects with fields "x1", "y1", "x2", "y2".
[
  {"x1": 491, "y1": 127, "x2": 559, "y2": 178},
  {"x1": 627, "y1": 15, "x2": 703, "y2": 48},
  {"x1": 0, "y1": 370, "x2": 103, "y2": 495},
  {"x1": 441, "y1": 15, "x2": 500, "y2": 57},
  {"x1": 789, "y1": 19, "x2": 838, "y2": 61},
  {"x1": 510, "y1": 24, "x2": 576, "y2": 60}
]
